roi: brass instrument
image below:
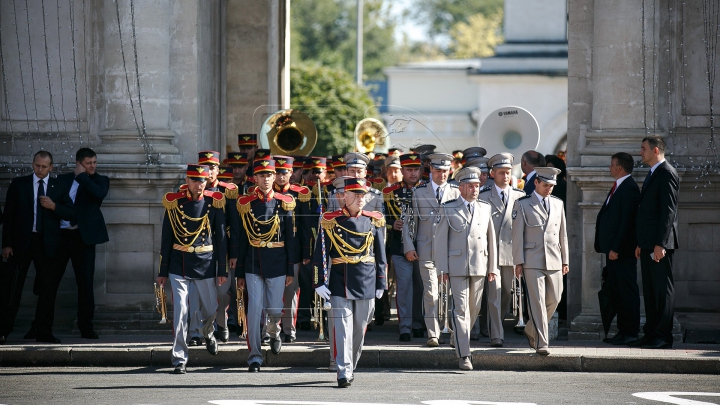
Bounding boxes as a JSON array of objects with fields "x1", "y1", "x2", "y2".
[
  {"x1": 512, "y1": 274, "x2": 527, "y2": 334},
  {"x1": 354, "y1": 118, "x2": 389, "y2": 154},
  {"x1": 154, "y1": 282, "x2": 168, "y2": 324},
  {"x1": 259, "y1": 109, "x2": 317, "y2": 155},
  {"x1": 312, "y1": 293, "x2": 332, "y2": 341},
  {"x1": 236, "y1": 279, "x2": 247, "y2": 339},
  {"x1": 438, "y1": 271, "x2": 451, "y2": 334}
]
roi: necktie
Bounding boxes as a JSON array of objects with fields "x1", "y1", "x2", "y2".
[
  {"x1": 36, "y1": 179, "x2": 45, "y2": 232},
  {"x1": 500, "y1": 190, "x2": 505, "y2": 206},
  {"x1": 643, "y1": 169, "x2": 652, "y2": 190},
  {"x1": 607, "y1": 181, "x2": 617, "y2": 204},
  {"x1": 436, "y1": 186, "x2": 441, "y2": 203},
  {"x1": 467, "y1": 202, "x2": 472, "y2": 215},
  {"x1": 541, "y1": 198, "x2": 548, "y2": 214}
]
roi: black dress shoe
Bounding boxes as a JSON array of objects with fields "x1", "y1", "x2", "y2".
[
  {"x1": 214, "y1": 327, "x2": 229, "y2": 343},
  {"x1": 173, "y1": 364, "x2": 186, "y2": 374},
  {"x1": 206, "y1": 336, "x2": 219, "y2": 355},
  {"x1": 270, "y1": 337, "x2": 282, "y2": 355},
  {"x1": 299, "y1": 321, "x2": 311, "y2": 331},
  {"x1": 81, "y1": 330, "x2": 99, "y2": 340},
  {"x1": 399, "y1": 333, "x2": 411, "y2": 342},
  {"x1": 188, "y1": 336, "x2": 203, "y2": 346},
  {"x1": 284, "y1": 335, "x2": 296, "y2": 343},
  {"x1": 609, "y1": 334, "x2": 638, "y2": 346},
  {"x1": 36, "y1": 334, "x2": 61, "y2": 344},
  {"x1": 627, "y1": 336, "x2": 649, "y2": 347},
  {"x1": 337, "y1": 378, "x2": 351, "y2": 388},
  {"x1": 24, "y1": 328, "x2": 37, "y2": 340},
  {"x1": 248, "y1": 362, "x2": 261, "y2": 372},
  {"x1": 412, "y1": 329, "x2": 425, "y2": 338},
  {"x1": 262, "y1": 336, "x2": 271, "y2": 346},
  {"x1": 641, "y1": 338, "x2": 672, "y2": 349},
  {"x1": 374, "y1": 317, "x2": 384, "y2": 326},
  {"x1": 0, "y1": 335, "x2": 5, "y2": 345}
]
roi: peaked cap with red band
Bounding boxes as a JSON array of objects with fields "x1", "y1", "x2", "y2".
[
  {"x1": 237, "y1": 133, "x2": 257, "y2": 147},
  {"x1": 399, "y1": 153, "x2": 422, "y2": 167},
  {"x1": 274, "y1": 155, "x2": 294, "y2": 171},
  {"x1": 198, "y1": 150, "x2": 220, "y2": 166},
  {"x1": 217, "y1": 166, "x2": 233, "y2": 180},
  {"x1": 226, "y1": 152, "x2": 248, "y2": 167},
  {"x1": 186, "y1": 164, "x2": 210, "y2": 180},
  {"x1": 253, "y1": 158, "x2": 276, "y2": 174}
]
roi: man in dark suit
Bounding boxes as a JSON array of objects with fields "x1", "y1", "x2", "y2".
[
  {"x1": 630, "y1": 135, "x2": 679, "y2": 349},
  {"x1": 52, "y1": 148, "x2": 109, "y2": 339},
  {"x1": 0, "y1": 151, "x2": 75, "y2": 344},
  {"x1": 520, "y1": 150, "x2": 545, "y2": 195},
  {"x1": 595, "y1": 152, "x2": 641, "y2": 345}
]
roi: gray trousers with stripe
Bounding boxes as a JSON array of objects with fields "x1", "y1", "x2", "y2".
[
  {"x1": 245, "y1": 273, "x2": 285, "y2": 365},
  {"x1": 331, "y1": 296, "x2": 374, "y2": 380},
  {"x1": 169, "y1": 275, "x2": 217, "y2": 367},
  {"x1": 449, "y1": 275, "x2": 485, "y2": 358}
]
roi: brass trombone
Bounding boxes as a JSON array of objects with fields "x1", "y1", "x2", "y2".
[
  {"x1": 311, "y1": 292, "x2": 331, "y2": 341},
  {"x1": 154, "y1": 282, "x2": 168, "y2": 324},
  {"x1": 236, "y1": 280, "x2": 247, "y2": 339},
  {"x1": 512, "y1": 274, "x2": 527, "y2": 334}
]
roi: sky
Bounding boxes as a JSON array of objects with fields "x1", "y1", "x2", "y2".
[{"x1": 389, "y1": 0, "x2": 428, "y2": 43}]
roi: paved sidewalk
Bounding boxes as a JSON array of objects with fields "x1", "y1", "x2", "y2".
[{"x1": 1, "y1": 319, "x2": 718, "y2": 374}]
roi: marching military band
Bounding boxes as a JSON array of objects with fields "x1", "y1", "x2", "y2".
[{"x1": 157, "y1": 132, "x2": 569, "y2": 386}]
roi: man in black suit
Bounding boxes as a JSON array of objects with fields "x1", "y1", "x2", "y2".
[
  {"x1": 520, "y1": 150, "x2": 545, "y2": 195},
  {"x1": 0, "y1": 151, "x2": 75, "y2": 344},
  {"x1": 52, "y1": 148, "x2": 109, "y2": 339},
  {"x1": 595, "y1": 152, "x2": 641, "y2": 345},
  {"x1": 630, "y1": 135, "x2": 679, "y2": 349}
]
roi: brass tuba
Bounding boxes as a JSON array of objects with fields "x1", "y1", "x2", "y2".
[
  {"x1": 259, "y1": 109, "x2": 317, "y2": 155},
  {"x1": 154, "y1": 283, "x2": 168, "y2": 324},
  {"x1": 354, "y1": 118, "x2": 389, "y2": 154}
]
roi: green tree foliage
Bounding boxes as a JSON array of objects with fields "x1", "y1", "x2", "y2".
[
  {"x1": 411, "y1": 0, "x2": 504, "y2": 38},
  {"x1": 291, "y1": 0, "x2": 398, "y2": 80},
  {"x1": 449, "y1": 11, "x2": 503, "y2": 58},
  {"x1": 290, "y1": 64, "x2": 379, "y2": 156}
]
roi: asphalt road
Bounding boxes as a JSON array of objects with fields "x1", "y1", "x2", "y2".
[{"x1": 0, "y1": 367, "x2": 719, "y2": 405}]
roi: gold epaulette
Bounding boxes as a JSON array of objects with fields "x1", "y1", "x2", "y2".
[
  {"x1": 237, "y1": 194, "x2": 256, "y2": 215},
  {"x1": 362, "y1": 210, "x2": 386, "y2": 228},
  {"x1": 276, "y1": 193, "x2": 296, "y2": 211},
  {"x1": 320, "y1": 210, "x2": 342, "y2": 230},
  {"x1": 162, "y1": 191, "x2": 184, "y2": 211},
  {"x1": 219, "y1": 182, "x2": 239, "y2": 200},
  {"x1": 204, "y1": 190, "x2": 226, "y2": 209},
  {"x1": 290, "y1": 183, "x2": 311, "y2": 203}
]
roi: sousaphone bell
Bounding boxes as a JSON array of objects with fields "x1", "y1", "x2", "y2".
[
  {"x1": 354, "y1": 118, "x2": 389, "y2": 154},
  {"x1": 259, "y1": 109, "x2": 318, "y2": 155}
]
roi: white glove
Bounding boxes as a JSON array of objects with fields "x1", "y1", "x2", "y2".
[
  {"x1": 375, "y1": 289, "x2": 384, "y2": 300},
  {"x1": 315, "y1": 285, "x2": 331, "y2": 301}
]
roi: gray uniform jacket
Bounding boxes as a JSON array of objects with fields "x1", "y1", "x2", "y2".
[
  {"x1": 478, "y1": 185, "x2": 526, "y2": 267},
  {"x1": 511, "y1": 193, "x2": 568, "y2": 270},
  {"x1": 402, "y1": 182, "x2": 461, "y2": 261},
  {"x1": 433, "y1": 198, "x2": 498, "y2": 278}
]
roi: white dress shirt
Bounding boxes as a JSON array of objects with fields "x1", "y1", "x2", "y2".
[
  {"x1": 534, "y1": 190, "x2": 550, "y2": 215},
  {"x1": 60, "y1": 179, "x2": 80, "y2": 229},
  {"x1": 606, "y1": 173, "x2": 631, "y2": 205},
  {"x1": 431, "y1": 180, "x2": 446, "y2": 202},
  {"x1": 32, "y1": 172, "x2": 50, "y2": 232},
  {"x1": 495, "y1": 184, "x2": 509, "y2": 205},
  {"x1": 649, "y1": 159, "x2": 666, "y2": 175}
]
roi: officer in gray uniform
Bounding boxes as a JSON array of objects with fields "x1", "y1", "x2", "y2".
[
  {"x1": 235, "y1": 159, "x2": 299, "y2": 372},
  {"x1": 433, "y1": 167, "x2": 497, "y2": 370},
  {"x1": 403, "y1": 153, "x2": 461, "y2": 346},
  {"x1": 156, "y1": 164, "x2": 226, "y2": 374},
  {"x1": 511, "y1": 166, "x2": 568, "y2": 355},
  {"x1": 313, "y1": 177, "x2": 387, "y2": 388},
  {"x1": 478, "y1": 153, "x2": 526, "y2": 347}
]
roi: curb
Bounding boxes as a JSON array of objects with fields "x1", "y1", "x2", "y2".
[{"x1": 1, "y1": 346, "x2": 718, "y2": 374}]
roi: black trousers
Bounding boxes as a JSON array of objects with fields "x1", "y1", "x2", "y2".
[
  {"x1": 48, "y1": 229, "x2": 97, "y2": 333},
  {"x1": 640, "y1": 248, "x2": 675, "y2": 344},
  {"x1": 606, "y1": 254, "x2": 640, "y2": 337},
  {"x1": 0, "y1": 233, "x2": 53, "y2": 337}
]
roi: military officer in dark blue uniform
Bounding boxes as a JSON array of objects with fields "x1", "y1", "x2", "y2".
[
  {"x1": 272, "y1": 156, "x2": 311, "y2": 342},
  {"x1": 235, "y1": 158, "x2": 299, "y2": 372},
  {"x1": 313, "y1": 177, "x2": 387, "y2": 388},
  {"x1": 156, "y1": 164, "x2": 227, "y2": 374}
]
